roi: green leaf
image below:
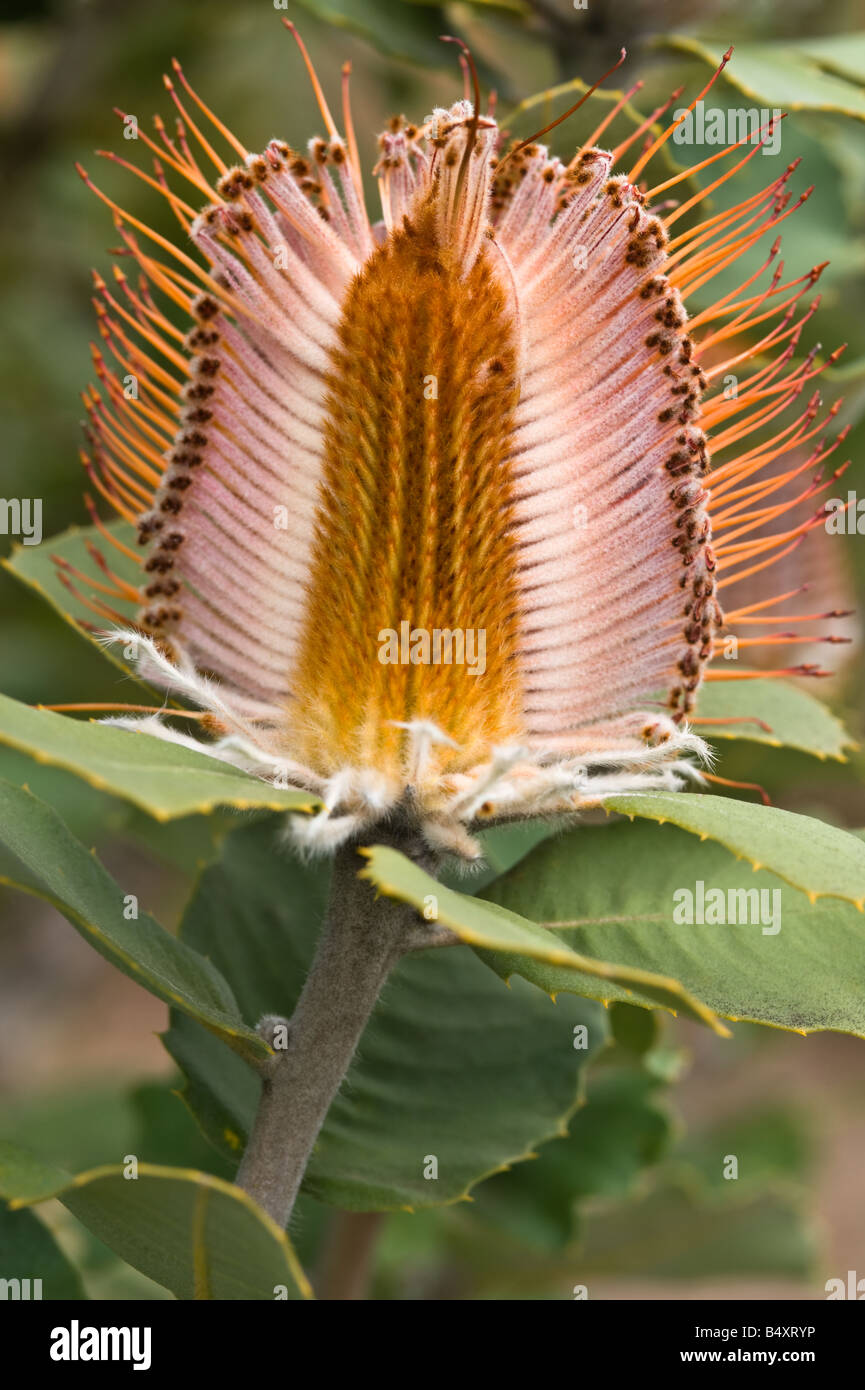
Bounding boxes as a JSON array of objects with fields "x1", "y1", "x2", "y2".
[
  {"x1": 482, "y1": 819, "x2": 865, "y2": 1036},
  {"x1": 0, "y1": 1144, "x2": 311, "y2": 1301},
  {"x1": 609, "y1": 1000, "x2": 660, "y2": 1056},
  {"x1": 574, "y1": 1180, "x2": 816, "y2": 1282},
  {"x1": 0, "y1": 745, "x2": 233, "y2": 878},
  {"x1": 117, "y1": 806, "x2": 238, "y2": 875},
  {"x1": 676, "y1": 1106, "x2": 812, "y2": 1198},
  {"x1": 0, "y1": 692, "x2": 319, "y2": 821},
  {"x1": 659, "y1": 34, "x2": 865, "y2": 121},
  {"x1": 443, "y1": 1175, "x2": 814, "y2": 1294},
  {"x1": 3, "y1": 522, "x2": 143, "y2": 684},
  {"x1": 691, "y1": 677, "x2": 855, "y2": 760},
  {"x1": 129, "y1": 1082, "x2": 236, "y2": 1178},
  {"x1": 163, "y1": 817, "x2": 609, "y2": 1210},
  {"x1": 799, "y1": 31, "x2": 865, "y2": 86},
  {"x1": 0, "y1": 1084, "x2": 137, "y2": 1174},
  {"x1": 0, "y1": 780, "x2": 268, "y2": 1062},
  {"x1": 0, "y1": 1080, "x2": 237, "y2": 1298},
  {"x1": 562, "y1": 1066, "x2": 672, "y2": 1202},
  {"x1": 603, "y1": 791, "x2": 865, "y2": 906},
  {"x1": 164, "y1": 1015, "x2": 254, "y2": 1166},
  {"x1": 469, "y1": 1062, "x2": 673, "y2": 1250},
  {"x1": 0, "y1": 1205, "x2": 87, "y2": 1300},
  {"x1": 293, "y1": 0, "x2": 454, "y2": 68},
  {"x1": 361, "y1": 844, "x2": 727, "y2": 1033}
]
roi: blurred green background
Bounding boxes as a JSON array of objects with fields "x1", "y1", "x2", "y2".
[{"x1": 1, "y1": 0, "x2": 864, "y2": 1298}]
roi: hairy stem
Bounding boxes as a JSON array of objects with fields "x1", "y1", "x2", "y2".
[{"x1": 235, "y1": 824, "x2": 449, "y2": 1229}]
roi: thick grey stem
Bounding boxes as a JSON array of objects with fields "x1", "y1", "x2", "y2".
[{"x1": 235, "y1": 826, "x2": 447, "y2": 1229}]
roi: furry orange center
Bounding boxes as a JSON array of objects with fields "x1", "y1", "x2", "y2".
[{"x1": 289, "y1": 198, "x2": 524, "y2": 779}]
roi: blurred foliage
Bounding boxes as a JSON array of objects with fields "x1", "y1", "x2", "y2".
[
  {"x1": 0, "y1": 0, "x2": 863, "y2": 1298},
  {"x1": 0, "y1": 1022, "x2": 820, "y2": 1299}
]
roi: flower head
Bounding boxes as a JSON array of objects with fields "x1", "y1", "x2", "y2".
[{"x1": 70, "y1": 29, "x2": 848, "y2": 856}]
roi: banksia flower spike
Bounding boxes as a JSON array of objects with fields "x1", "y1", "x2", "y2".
[{"x1": 70, "y1": 29, "x2": 849, "y2": 858}]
